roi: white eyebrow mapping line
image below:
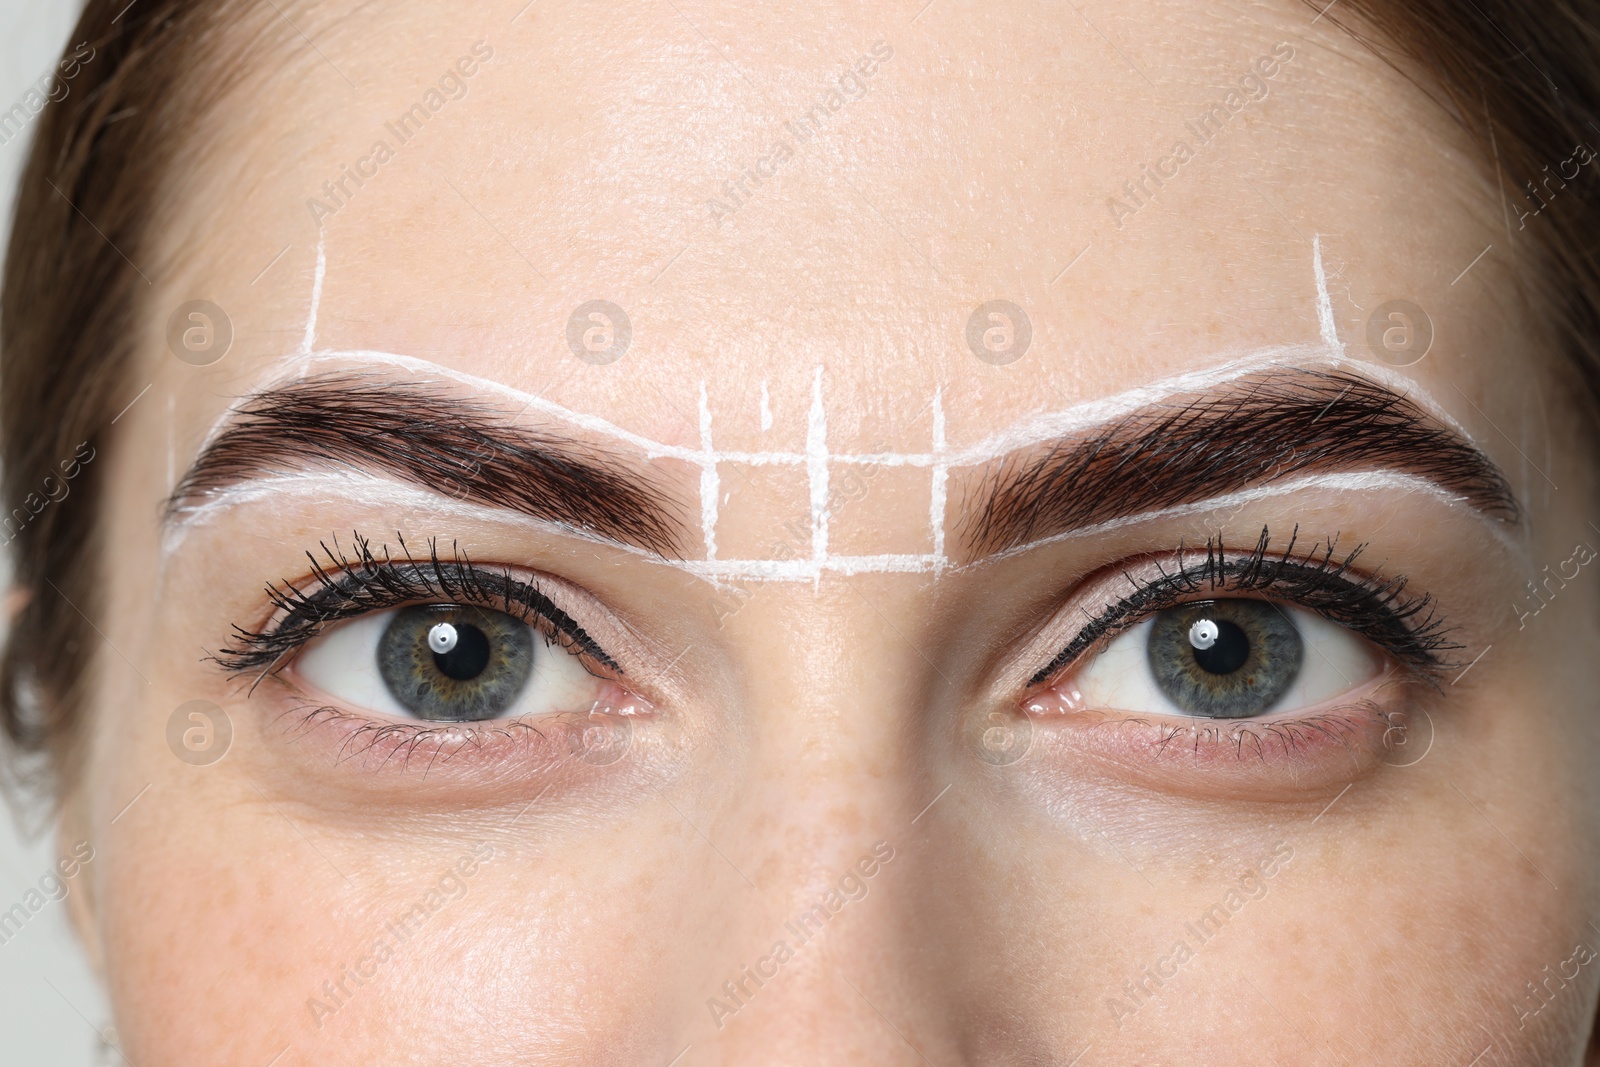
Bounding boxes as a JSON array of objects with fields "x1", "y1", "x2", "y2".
[
  {"x1": 259, "y1": 234, "x2": 1451, "y2": 473},
  {"x1": 159, "y1": 468, "x2": 1525, "y2": 589},
  {"x1": 950, "y1": 470, "x2": 1529, "y2": 576},
  {"x1": 943, "y1": 345, "x2": 1473, "y2": 466},
  {"x1": 257, "y1": 346, "x2": 1472, "y2": 472},
  {"x1": 1314, "y1": 233, "x2": 1343, "y2": 357},
  {"x1": 160, "y1": 470, "x2": 682, "y2": 571},
  {"x1": 210, "y1": 234, "x2": 1489, "y2": 583},
  {"x1": 300, "y1": 233, "x2": 326, "y2": 359},
  {"x1": 157, "y1": 468, "x2": 931, "y2": 583}
]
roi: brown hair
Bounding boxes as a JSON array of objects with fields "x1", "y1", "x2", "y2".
[
  {"x1": 1304, "y1": 0, "x2": 1600, "y2": 394},
  {"x1": 0, "y1": 0, "x2": 293, "y2": 798},
  {"x1": 1, "y1": 0, "x2": 1597, "y2": 797}
]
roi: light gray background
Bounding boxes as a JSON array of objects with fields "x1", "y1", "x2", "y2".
[{"x1": 1, "y1": 2, "x2": 119, "y2": 1064}]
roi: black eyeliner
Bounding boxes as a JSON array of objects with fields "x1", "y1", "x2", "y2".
[
  {"x1": 215, "y1": 533, "x2": 619, "y2": 677},
  {"x1": 1026, "y1": 526, "x2": 1458, "y2": 688}
]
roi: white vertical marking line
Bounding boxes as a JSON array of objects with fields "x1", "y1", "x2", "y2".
[
  {"x1": 929, "y1": 386, "x2": 948, "y2": 575},
  {"x1": 1312, "y1": 234, "x2": 1341, "y2": 356},
  {"x1": 807, "y1": 367, "x2": 830, "y2": 588},
  {"x1": 300, "y1": 232, "x2": 327, "y2": 356},
  {"x1": 759, "y1": 379, "x2": 773, "y2": 431},
  {"x1": 698, "y1": 381, "x2": 718, "y2": 561}
]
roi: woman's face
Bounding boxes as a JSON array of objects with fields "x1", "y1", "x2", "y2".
[{"x1": 68, "y1": 0, "x2": 1600, "y2": 1062}]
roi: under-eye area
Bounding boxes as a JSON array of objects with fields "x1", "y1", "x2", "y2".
[{"x1": 273, "y1": 700, "x2": 642, "y2": 777}]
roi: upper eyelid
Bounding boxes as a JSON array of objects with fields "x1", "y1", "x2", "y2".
[
  {"x1": 1024, "y1": 539, "x2": 1454, "y2": 688},
  {"x1": 216, "y1": 539, "x2": 620, "y2": 676},
  {"x1": 289, "y1": 566, "x2": 604, "y2": 656}
]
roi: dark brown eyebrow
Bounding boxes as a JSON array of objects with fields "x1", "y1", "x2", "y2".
[
  {"x1": 166, "y1": 375, "x2": 686, "y2": 557},
  {"x1": 962, "y1": 366, "x2": 1520, "y2": 556}
]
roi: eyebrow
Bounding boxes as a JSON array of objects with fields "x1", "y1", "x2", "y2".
[
  {"x1": 962, "y1": 366, "x2": 1520, "y2": 556},
  {"x1": 166, "y1": 375, "x2": 686, "y2": 556}
]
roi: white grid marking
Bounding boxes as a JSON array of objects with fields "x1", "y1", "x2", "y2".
[{"x1": 171, "y1": 239, "x2": 1497, "y2": 581}]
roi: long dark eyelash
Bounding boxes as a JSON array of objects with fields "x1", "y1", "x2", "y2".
[
  {"x1": 1026, "y1": 525, "x2": 1458, "y2": 687},
  {"x1": 215, "y1": 532, "x2": 619, "y2": 684}
]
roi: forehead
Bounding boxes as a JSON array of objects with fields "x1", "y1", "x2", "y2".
[{"x1": 151, "y1": 0, "x2": 1512, "y2": 459}]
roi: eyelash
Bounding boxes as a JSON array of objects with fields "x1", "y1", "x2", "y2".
[
  {"x1": 217, "y1": 524, "x2": 1447, "y2": 744},
  {"x1": 1026, "y1": 525, "x2": 1459, "y2": 689},
  {"x1": 216, "y1": 532, "x2": 617, "y2": 685}
]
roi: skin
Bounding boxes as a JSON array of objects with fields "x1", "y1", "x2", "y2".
[{"x1": 40, "y1": 0, "x2": 1600, "y2": 1062}]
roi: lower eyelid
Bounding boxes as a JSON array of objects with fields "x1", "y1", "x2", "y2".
[
  {"x1": 277, "y1": 701, "x2": 645, "y2": 778},
  {"x1": 1013, "y1": 669, "x2": 1429, "y2": 802},
  {"x1": 1027, "y1": 707, "x2": 1378, "y2": 803}
]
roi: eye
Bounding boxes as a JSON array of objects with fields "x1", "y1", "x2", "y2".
[
  {"x1": 1065, "y1": 598, "x2": 1383, "y2": 719},
  {"x1": 294, "y1": 603, "x2": 611, "y2": 722}
]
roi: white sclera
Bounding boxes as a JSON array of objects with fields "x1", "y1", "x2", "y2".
[
  {"x1": 295, "y1": 608, "x2": 607, "y2": 721},
  {"x1": 1073, "y1": 605, "x2": 1381, "y2": 717}
]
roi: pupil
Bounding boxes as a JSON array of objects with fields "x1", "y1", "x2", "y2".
[
  {"x1": 431, "y1": 623, "x2": 491, "y2": 681},
  {"x1": 1190, "y1": 618, "x2": 1249, "y2": 675}
]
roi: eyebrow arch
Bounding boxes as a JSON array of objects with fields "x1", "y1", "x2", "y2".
[
  {"x1": 962, "y1": 366, "x2": 1521, "y2": 556},
  {"x1": 165, "y1": 374, "x2": 686, "y2": 557}
]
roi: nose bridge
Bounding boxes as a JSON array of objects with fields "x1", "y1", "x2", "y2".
[
  {"x1": 683, "y1": 576, "x2": 938, "y2": 1063},
  {"x1": 695, "y1": 842, "x2": 922, "y2": 1064}
]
